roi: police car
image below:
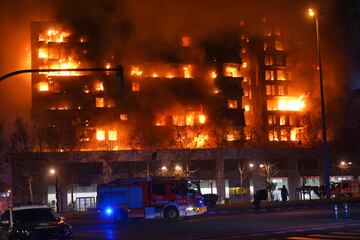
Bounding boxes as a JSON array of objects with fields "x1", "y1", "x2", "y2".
[{"x1": 0, "y1": 204, "x2": 72, "y2": 240}]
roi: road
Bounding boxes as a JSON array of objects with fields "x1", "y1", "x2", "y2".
[{"x1": 69, "y1": 205, "x2": 360, "y2": 240}]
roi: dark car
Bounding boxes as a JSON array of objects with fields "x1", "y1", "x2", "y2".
[{"x1": 0, "y1": 205, "x2": 72, "y2": 240}]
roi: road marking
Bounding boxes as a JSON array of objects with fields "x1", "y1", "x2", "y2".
[{"x1": 308, "y1": 234, "x2": 360, "y2": 239}]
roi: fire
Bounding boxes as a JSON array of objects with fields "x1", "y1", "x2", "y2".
[
  {"x1": 224, "y1": 65, "x2": 240, "y2": 77},
  {"x1": 210, "y1": 70, "x2": 217, "y2": 79},
  {"x1": 42, "y1": 57, "x2": 81, "y2": 76},
  {"x1": 182, "y1": 36, "x2": 191, "y2": 47},
  {"x1": 96, "y1": 130, "x2": 106, "y2": 141},
  {"x1": 228, "y1": 99, "x2": 238, "y2": 109},
  {"x1": 193, "y1": 134, "x2": 208, "y2": 148},
  {"x1": 95, "y1": 82, "x2": 104, "y2": 91},
  {"x1": 198, "y1": 114, "x2": 206, "y2": 124},
  {"x1": 131, "y1": 66, "x2": 143, "y2": 76},
  {"x1": 120, "y1": 114, "x2": 128, "y2": 121},
  {"x1": 38, "y1": 48, "x2": 48, "y2": 59},
  {"x1": 290, "y1": 128, "x2": 298, "y2": 141},
  {"x1": 186, "y1": 113, "x2": 195, "y2": 126},
  {"x1": 244, "y1": 105, "x2": 250, "y2": 111},
  {"x1": 96, "y1": 97, "x2": 104, "y2": 108},
  {"x1": 152, "y1": 73, "x2": 158, "y2": 78},
  {"x1": 278, "y1": 96, "x2": 305, "y2": 111},
  {"x1": 108, "y1": 130, "x2": 117, "y2": 141},
  {"x1": 105, "y1": 63, "x2": 111, "y2": 69},
  {"x1": 132, "y1": 82, "x2": 140, "y2": 92},
  {"x1": 39, "y1": 29, "x2": 70, "y2": 43},
  {"x1": 183, "y1": 65, "x2": 193, "y2": 78},
  {"x1": 155, "y1": 115, "x2": 166, "y2": 126},
  {"x1": 38, "y1": 82, "x2": 49, "y2": 92}
]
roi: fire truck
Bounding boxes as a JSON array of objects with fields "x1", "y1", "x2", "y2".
[
  {"x1": 96, "y1": 177, "x2": 207, "y2": 221},
  {"x1": 330, "y1": 180, "x2": 360, "y2": 198}
]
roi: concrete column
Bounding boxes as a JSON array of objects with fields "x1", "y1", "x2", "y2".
[
  {"x1": 287, "y1": 158, "x2": 301, "y2": 200},
  {"x1": 252, "y1": 159, "x2": 266, "y2": 193},
  {"x1": 102, "y1": 160, "x2": 113, "y2": 183},
  {"x1": 59, "y1": 184, "x2": 68, "y2": 213},
  {"x1": 215, "y1": 158, "x2": 225, "y2": 204}
]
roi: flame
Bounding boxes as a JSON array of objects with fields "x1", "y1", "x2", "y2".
[
  {"x1": 182, "y1": 36, "x2": 191, "y2": 47},
  {"x1": 108, "y1": 130, "x2": 117, "y2": 141},
  {"x1": 183, "y1": 65, "x2": 193, "y2": 78},
  {"x1": 278, "y1": 96, "x2": 305, "y2": 111},
  {"x1": 244, "y1": 105, "x2": 250, "y2": 111},
  {"x1": 224, "y1": 65, "x2": 240, "y2": 77},
  {"x1": 290, "y1": 128, "x2": 298, "y2": 141},
  {"x1": 106, "y1": 63, "x2": 111, "y2": 69},
  {"x1": 155, "y1": 115, "x2": 166, "y2": 126},
  {"x1": 186, "y1": 113, "x2": 195, "y2": 126},
  {"x1": 152, "y1": 73, "x2": 158, "y2": 77},
  {"x1": 95, "y1": 82, "x2": 104, "y2": 91},
  {"x1": 96, "y1": 97, "x2": 104, "y2": 108},
  {"x1": 41, "y1": 29, "x2": 70, "y2": 43},
  {"x1": 198, "y1": 114, "x2": 206, "y2": 124},
  {"x1": 228, "y1": 99, "x2": 238, "y2": 109},
  {"x1": 38, "y1": 82, "x2": 49, "y2": 92},
  {"x1": 43, "y1": 58, "x2": 81, "y2": 76},
  {"x1": 96, "y1": 130, "x2": 105, "y2": 141},
  {"x1": 38, "y1": 48, "x2": 48, "y2": 59},
  {"x1": 193, "y1": 134, "x2": 208, "y2": 148},
  {"x1": 132, "y1": 82, "x2": 140, "y2": 92},
  {"x1": 131, "y1": 66, "x2": 143, "y2": 76},
  {"x1": 166, "y1": 73, "x2": 174, "y2": 78},
  {"x1": 210, "y1": 70, "x2": 217, "y2": 79},
  {"x1": 226, "y1": 129, "x2": 240, "y2": 142}
]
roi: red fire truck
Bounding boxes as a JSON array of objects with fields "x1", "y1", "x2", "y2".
[
  {"x1": 330, "y1": 180, "x2": 360, "y2": 198},
  {"x1": 97, "y1": 177, "x2": 207, "y2": 221}
]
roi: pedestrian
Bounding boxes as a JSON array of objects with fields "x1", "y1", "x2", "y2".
[{"x1": 280, "y1": 185, "x2": 288, "y2": 203}]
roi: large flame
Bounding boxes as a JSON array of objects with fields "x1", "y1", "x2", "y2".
[
  {"x1": 278, "y1": 96, "x2": 305, "y2": 111},
  {"x1": 131, "y1": 66, "x2": 143, "y2": 76}
]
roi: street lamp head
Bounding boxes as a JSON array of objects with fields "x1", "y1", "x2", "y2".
[
  {"x1": 259, "y1": 164, "x2": 264, "y2": 168},
  {"x1": 249, "y1": 163, "x2": 254, "y2": 168},
  {"x1": 161, "y1": 166, "x2": 167, "y2": 171},
  {"x1": 49, "y1": 168, "x2": 56, "y2": 175},
  {"x1": 308, "y1": 8, "x2": 315, "y2": 17},
  {"x1": 174, "y1": 165, "x2": 182, "y2": 171},
  {"x1": 340, "y1": 161, "x2": 346, "y2": 166}
]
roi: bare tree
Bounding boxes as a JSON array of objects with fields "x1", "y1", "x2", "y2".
[
  {"x1": 170, "y1": 124, "x2": 208, "y2": 177},
  {"x1": 259, "y1": 160, "x2": 279, "y2": 201},
  {"x1": 301, "y1": 111, "x2": 321, "y2": 147},
  {"x1": 237, "y1": 160, "x2": 249, "y2": 202},
  {"x1": 10, "y1": 118, "x2": 37, "y2": 202}
]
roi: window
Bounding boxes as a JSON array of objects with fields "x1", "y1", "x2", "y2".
[
  {"x1": 265, "y1": 55, "x2": 273, "y2": 66},
  {"x1": 38, "y1": 48, "x2": 48, "y2": 59},
  {"x1": 38, "y1": 82, "x2": 49, "y2": 92},
  {"x1": 278, "y1": 85, "x2": 285, "y2": 95},
  {"x1": 268, "y1": 115, "x2": 276, "y2": 125},
  {"x1": 289, "y1": 115, "x2": 296, "y2": 126},
  {"x1": 96, "y1": 130, "x2": 105, "y2": 141},
  {"x1": 95, "y1": 98, "x2": 104, "y2": 108},
  {"x1": 108, "y1": 130, "x2": 117, "y2": 141},
  {"x1": 155, "y1": 115, "x2": 166, "y2": 126},
  {"x1": 151, "y1": 184, "x2": 165, "y2": 195},
  {"x1": 244, "y1": 105, "x2": 250, "y2": 111},
  {"x1": 170, "y1": 182, "x2": 187, "y2": 195},
  {"x1": 264, "y1": 42, "x2": 270, "y2": 51},
  {"x1": 224, "y1": 64, "x2": 241, "y2": 77},
  {"x1": 290, "y1": 128, "x2": 298, "y2": 141},
  {"x1": 276, "y1": 55, "x2": 283, "y2": 65},
  {"x1": 280, "y1": 115, "x2": 286, "y2": 125},
  {"x1": 280, "y1": 129, "x2": 288, "y2": 141},
  {"x1": 173, "y1": 115, "x2": 186, "y2": 126},
  {"x1": 265, "y1": 70, "x2": 274, "y2": 80},
  {"x1": 275, "y1": 40, "x2": 283, "y2": 51},
  {"x1": 267, "y1": 99, "x2": 275, "y2": 111},
  {"x1": 95, "y1": 82, "x2": 104, "y2": 91},
  {"x1": 266, "y1": 85, "x2": 276, "y2": 95},
  {"x1": 277, "y1": 70, "x2": 289, "y2": 80},
  {"x1": 268, "y1": 130, "x2": 279, "y2": 141},
  {"x1": 132, "y1": 82, "x2": 140, "y2": 92},
  {"x1": 120, "y1": 114, "x2": 128, "y2": 121},
  {"x1": 228, "y1": 99, "x2": 238, "y2": 109}
]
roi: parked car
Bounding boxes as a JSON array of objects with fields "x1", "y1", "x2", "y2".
[
  {"x1": 0, "y1": 204, "x2": 72, "y2": 240},
  {"x1": 203, "y1": 194, "x2": 218, "y2": 207}
]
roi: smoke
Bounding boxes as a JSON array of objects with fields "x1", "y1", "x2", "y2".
[{"x1": 0, "y1": 0, "x2": 355, "y2": 139}]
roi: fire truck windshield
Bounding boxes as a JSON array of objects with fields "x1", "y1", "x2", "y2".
[{"x1": 186, "y1": 181, "x2": 201, "y2": 196}]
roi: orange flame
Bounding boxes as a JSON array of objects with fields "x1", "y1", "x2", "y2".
[
  {"x1": 131, "y1": 66, "x2": 143, "y2": 76},
  {"x1": 278, "y1": 96, "x2": 305, "y2": 111}
]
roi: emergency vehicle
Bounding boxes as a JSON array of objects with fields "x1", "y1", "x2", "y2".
[
  {"x1": 96, "y1": 177, "x2": 207, "y2": 221},
  {"x1": 330, "y1": 180, "x2": 360, "y2": 198}
]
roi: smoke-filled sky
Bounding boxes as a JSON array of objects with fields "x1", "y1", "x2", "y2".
[{"x1": 0, "y1": 0, "x2": 358, "y2": 133}]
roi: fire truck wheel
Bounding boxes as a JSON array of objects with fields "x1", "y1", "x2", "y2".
[{"x1": 164, "y1": 206, "x2": 179, "y2": 221}]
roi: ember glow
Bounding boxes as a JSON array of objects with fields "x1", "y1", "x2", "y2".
[
  {"x1": 38, "y1": 82, "x2": 49, "y2": 92},
  {"x1": 278, "y1": 96, "x2": 305, "y2": 111}
]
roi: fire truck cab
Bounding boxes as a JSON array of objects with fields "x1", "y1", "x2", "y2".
[
  {"x1": 97, "y1": 177, "x2": 207, "y2": 221},
  {"x1": 330, "y1": 180, "x2": 360, "y2": 198}
]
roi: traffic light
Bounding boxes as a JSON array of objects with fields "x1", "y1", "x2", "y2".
[{"x1": 116, "y1": 65, "x2": 124, "y2": 88}]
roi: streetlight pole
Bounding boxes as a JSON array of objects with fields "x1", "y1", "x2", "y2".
[{"x1": 308, "y1": 8, "x2": 330, "y2": 198}]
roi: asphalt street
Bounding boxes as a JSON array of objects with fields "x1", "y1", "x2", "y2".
[{"x1": 69, "y1": 205, "x2": 360, "y2": 240}]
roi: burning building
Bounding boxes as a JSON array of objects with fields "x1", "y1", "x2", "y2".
[{"x1": 20, "y1": 19, "x2": 320, "y2": 210}]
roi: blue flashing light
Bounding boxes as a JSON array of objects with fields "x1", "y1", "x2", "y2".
[{"x1": 105, "y1": 207, "x2": 113, "y2": 216}]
